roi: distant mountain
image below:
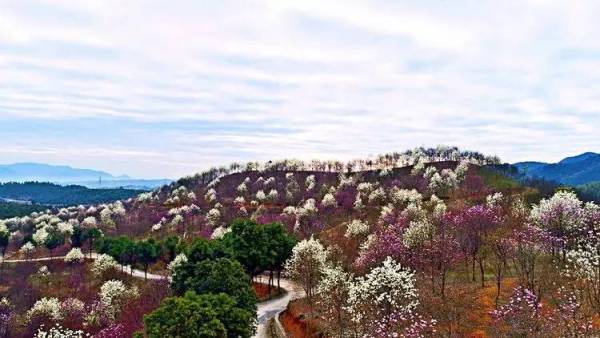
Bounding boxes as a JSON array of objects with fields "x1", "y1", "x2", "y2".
[
  {"x1": 0, "y1": 163, "x2": 115, "y2": 183},
  {"x1": 68, "y1": 179, "x2": 173, "y2": 190},
  {"x1": 0, "y1": 163, "x2": 170, "y2": 189},
  {"x1": 514, "y1": 152, "x2": 600, "y2": 186}
]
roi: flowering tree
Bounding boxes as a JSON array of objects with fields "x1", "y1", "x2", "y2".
[
  {"x1": 491, "y1": 287, "x2": 549, "y2": 336},
  {"x1": 27, "y1": 297, "x2": 63, "y2": 322},
  {"x1": 344, "y1": 219, "x2": 370, "y2": 238},
  {"x1": 566, "y1": 227, "x2": 600, "y2": 313},
  {"x1": 530, "y1": 191, "x2": 586, "y2": 257},
  {"x1": 492, "y1": 286, "x2": 597, "y2": 337},
  {"x1": 34, "y1": 324, "x2": 86, "y2": 338},
  {"x1": 509, "y1": 225, "x2": 556, "y2": 293},
  {"x1": 449, "y1": 205, "x2": 501, "y2": 286},
  {"x1": 317, "y1": 265, "x2": 353, "y2": 337},
  {"x1": 64, "y1": 247, "x2": 85, "y2": 264},
  {"x1": 99, "y1": 280, "x2": 138, "y2": 321},
  {"x1": 355, "y1": 219, "x2": 410, "y2": 271},
  {"x1": 91, "y1": 254, "x2": 119, "y2": 277},
  {"x1": 347, "y1": 257, "x2": 435, "y2": 336},
  {"x1": 284, "y1": 236, "x2": 328, "y2": 302}
]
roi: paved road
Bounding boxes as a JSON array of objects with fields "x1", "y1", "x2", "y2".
[
  {"x1": 1, "y1": 253, "x2": 169, "y2": 280},
  {"x1": 254, "y1": 276, "x2": 304, "y2": 338},
  {"x1": 2, "y1": 254, "x2": 302, "y2": 337}
]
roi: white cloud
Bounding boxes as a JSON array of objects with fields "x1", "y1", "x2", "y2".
[{"x1": 0, "y1": 0, "x2": 599, "y2": 177}]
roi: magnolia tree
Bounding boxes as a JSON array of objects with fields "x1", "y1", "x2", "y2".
[
  {"x1": 450, "y1": 204, "x2": 502, "y2": 286},
  {"x1": 317, "y1": 265, "x2": 353, "y2": 337},
  {"x1": 566, "y1": 226, "x2": 600, "y2": 313},
  {"x1": 508, "y1": 225, "x2": 556, "y2": 294},
  {"x1": 492, "y1": 286, "x2": 596, "y2": 337},
  {"x1": 355, "y1": 219, "x2": 410, "y2": 270},
  {"x1": 284, "y1": 237, "x2": 328, "y2": 302},
  {"x1": 530, "y1": 191, "x2": 587, "y2": 256},
  {"x1": 347, "y1": 257, "x2": 435, "y2": 337}
]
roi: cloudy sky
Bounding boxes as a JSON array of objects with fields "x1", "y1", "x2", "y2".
[{"x1": 1, "y1": 1, "x2": 599, "y2": 178}]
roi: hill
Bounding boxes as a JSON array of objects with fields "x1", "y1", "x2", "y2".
[
  {"x1": 578, "y1": 181, "x2": 600, "y2": 203},
  {"x1": 0, "y1": 182, "x2": 144, "y2": 206},
  {"x1": 6, "y1": 146, "x2": 596, "y2": 337},
  {"x1": 0, "y1": 200, "x2": 47, "y2": 219},
  {"x1": 514, "y1": 152, "x2": 600, "y2": 185}
]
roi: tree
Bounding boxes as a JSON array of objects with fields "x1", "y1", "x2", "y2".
[
  {"x1": 96, "y1": 236, "x2": 136, "y2": 273},
  {"x1": 163, "y1": 236, "x2": 180, "y2": 262},
  {"x1": 284, "y1": 236, "x2": 327, "y2": 302},
  {"x1": 450, "y1": 205, "x2": 501, "y2": 286},
  {"x1": 143, "y1": 291, "x2": 255, "y2": 338},
  {"x1": 347, "y1": 257, "x2": 434, "y2": 336},
  {"x1": 171, "y1": 258, "x2": 257, "y2": 314},
  {"x1": 316, "y1": 265, "x2": 353, "y2": 337},
  {"x1": 70, "y1": 225, "x2": 84, "y2": 248},
  {"x1": 84, "y1": 228, "x2": 103, "y2": 258},
  {"x1": 222, "y1": 219, "x2": 296, "y2": 290},
  {"x1": 136, "y1": 239, "x2": 162, "y2": 280},
  {"x1": 262, "y1": 222, "x2": 297, "y2": 290},
  {"x1": 509, "y1": 225, "x2": 555, "y2": 294},
  {"x1": 186, "y1": 237, "x2": 232, "y2": 263},
  {"x1": 222, "y1": 219, "x2": 266, "y2": 277},
  {"x1": 0, "y1": 224, "x2": 9, "y2": 258},
  {"x1": 531, "y1": 191, "x2": 586, "y2": 257}
]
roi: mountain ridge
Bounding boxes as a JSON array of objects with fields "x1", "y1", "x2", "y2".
[
  {"x1": 0, "y1": 162, "x2": 169, "y2": 189},
  {"x1": 514, "y1": 152, "x2": 600, "y2": 186}
]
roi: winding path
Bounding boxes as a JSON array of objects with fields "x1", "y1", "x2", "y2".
[
  {"x1": 253, "y1": 276, "x2": 305, "y2": 338},
  {"x1": 1, "y1": 253, "x2": 168, "y2": 280},
  {"x1": 2, "y1": 254, "x2": 301, "y2": 337}
]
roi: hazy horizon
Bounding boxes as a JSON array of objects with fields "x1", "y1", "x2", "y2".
[{"x1": 2, "y1": 1, "x2": 599, "y2": 178}]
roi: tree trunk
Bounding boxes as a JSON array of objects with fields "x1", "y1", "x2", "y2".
[
  {"x1": 479, "y1": 258, "x2": 485, "y2": 287},
  {"x1": 472, "y1": 256, "x2": 476, "y2": 282},
  {"x1": 277, "y1": 270, "x2": 281, "y2": 291},
  {"x1": 441, "y1": 268, "x2": 447, "y2": 300}
]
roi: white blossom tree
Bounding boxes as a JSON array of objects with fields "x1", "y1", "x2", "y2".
[
  {"x1": 317, "y1": 265, "x2": 354, "y2": 337},
  {"x1": 347, "y1": 257, "x2": 420, "y2": 333},
  {"x1": 284, "y1": 237, "x2": 328, "y2": 302}
]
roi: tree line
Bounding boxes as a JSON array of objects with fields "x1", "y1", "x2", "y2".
[{"x1": 93, "y1": 219, "x2": 297, "y2": 337}]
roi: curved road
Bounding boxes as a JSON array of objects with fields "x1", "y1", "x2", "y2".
[
  {"x1": 1, "y1": 253, "x2": 168, "y2": 280},
  {"x1": 2, "y1": 255, "x2": 301, "y2": 337},
  {"x1": 253, "y1": 276, "x2": 304, "y2": 338}
]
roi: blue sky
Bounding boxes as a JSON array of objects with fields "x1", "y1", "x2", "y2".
[{"x1": 1, "y1": 1, "x2": 599, "y2": 178}]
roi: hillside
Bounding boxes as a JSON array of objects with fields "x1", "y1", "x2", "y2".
[
  {"x1": 514, "y1": 152, "x2": 600, "y2": 185},
  {"x1": 578, "y1": 181, "x2": 600, "y2": 203},
  {"x1": 0, "y1": 201, "x2": 47, "y2": 219},
  {"x1": 4, "y1": 147, "x2": 598, "y2": 337},
  {"x1": 0, "y1": 182, "x2": 144, "y2": 206}
]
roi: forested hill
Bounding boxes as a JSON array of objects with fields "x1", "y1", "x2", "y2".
[
  {"x1": 514, "y1": 152, "x2": 600, "y2": 185},
  {"x1": 0, "y1": 182, "x2": 144, "y2": 206}
]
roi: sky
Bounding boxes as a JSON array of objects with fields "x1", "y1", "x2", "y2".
[{"x1": 1, "y1": 0, "x2": 599, "y2": 179}]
